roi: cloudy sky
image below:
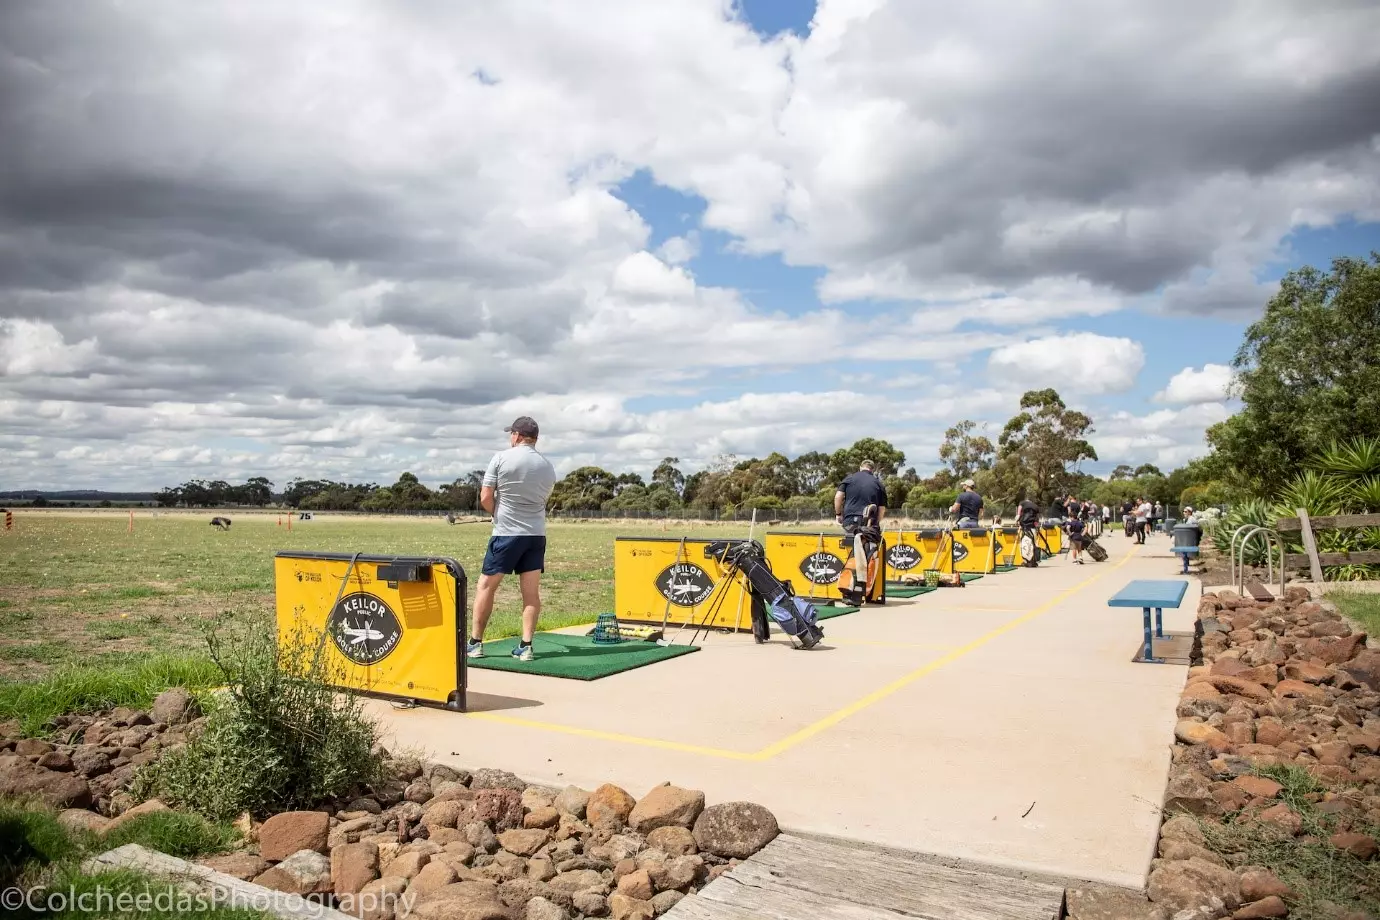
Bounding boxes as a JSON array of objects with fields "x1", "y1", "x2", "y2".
[{"x1": 3, "y1": 0, "x2": 1379, "y2": 492}]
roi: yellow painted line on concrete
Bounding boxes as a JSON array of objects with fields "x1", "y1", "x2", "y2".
[
  {"x1": 749, "y1": 549, "x2": 1139, "y2": 760},
  {"x1": 457, "y1": 548, "x2": 1139, "y2": 762}
]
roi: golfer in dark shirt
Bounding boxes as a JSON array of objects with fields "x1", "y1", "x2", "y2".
[
  {"x1": 835, "y1": 460, "x2": 887, "y2": 529},
  {"x1": 950, "y1": 479, "x2": 983, "y2": 526}
]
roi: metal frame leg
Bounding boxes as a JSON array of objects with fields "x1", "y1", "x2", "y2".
[
  {"x1": 1137, "y1": 605, "x2": 1165, "y2": 663},
  {"x1": 1155, "y1": 607, "x2": 1165, "y2": 639},
  {"x1": 1179, "y1": 552, "x2": 1189, "y2": 574}
]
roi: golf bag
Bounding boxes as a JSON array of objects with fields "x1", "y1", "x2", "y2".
[
  {"x1": 1016, "y1": 502, "x2": 1041, "y2": 568},
  {"x1": 1018, "y1": 525, "x2": 1040, "y2": 567},
  {"x1": 839, "y1": 504, "x2": 884, "y2": 605},
  {"x1": 706, "y1": 541, "x2": 824, "y2": 649},
  {"x1": 1084, "y1": 536, "x2": 1108, "y2": 562}
]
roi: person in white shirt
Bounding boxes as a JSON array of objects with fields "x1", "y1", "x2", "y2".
[
  {"x1": 1134, "y1": 498, "x2": 1152, "y2": 545},
  {"x1": 467, "y1": 416, "x2": 558, "y2": 662}
]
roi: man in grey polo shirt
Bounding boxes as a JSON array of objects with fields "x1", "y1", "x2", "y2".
[{"x1": 467, "y1": 416, "x2": 557, "y2": 662}]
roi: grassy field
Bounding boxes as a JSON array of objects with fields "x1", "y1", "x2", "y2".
[
  {"x1": 1329, "y1": 589, "x2": 1380, "y2": 638},
  {"x1": 0, "y1": 511, "x2": 760, "y2": 679}
]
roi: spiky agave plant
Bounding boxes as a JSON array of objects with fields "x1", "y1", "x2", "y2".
[
  {"x1": 1212, "y1": 498, "x2": 1274, "y2": 565},
  {"x1": 1349, "y1": 475, "x2": 1380, "y2": 512},
  {"x1": 1271, "y1": 469, "x2": 1347, "y2": 517},
  {"x1": 1311, "y1": 437, "x2": 1380, "y2": 479}
]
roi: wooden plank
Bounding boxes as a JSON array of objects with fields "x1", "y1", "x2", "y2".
[
  {"x1": 1244, "y1": 580, "x2": 1274, "y2": 603},
  {"x1": 716, "y1": 835, "x2": 1062, "y2": 920},
  {"x1": 667, "y1": 891, "x2": 884, "y2": 920},
  {"x1": 694, "y1": 879, "x2": 922, "y2": 920},
  {"x1": 1276, "y1": 512, "x2": 1380, "y2": 532},
  {"x1": 1297, "y1": 508, "x2": 1325, "y2": 585},
  {"x1": 1285, "y1": 550, "x2": 1380, "y2": 567}
]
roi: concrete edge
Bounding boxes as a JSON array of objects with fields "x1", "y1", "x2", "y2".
[{"x1": 82, "y1": 844, "x2": 354, "y2": 920}]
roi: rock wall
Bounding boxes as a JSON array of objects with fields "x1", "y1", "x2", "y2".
[
  {"x1": 1068, "y1": 588, "x2": 1379, "y2": 920},
  {"x1": 1, "y1": 694, "x2": 780, "y2": 920}
]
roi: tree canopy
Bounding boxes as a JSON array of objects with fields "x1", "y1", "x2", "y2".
[{"x1": 1206, "y1": 254, "x2": 1380, "y2": 495}]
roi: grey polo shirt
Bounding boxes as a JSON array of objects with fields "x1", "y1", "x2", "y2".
[{"x1": 483, "y1": 444, "x2": 557, "y2": 537}]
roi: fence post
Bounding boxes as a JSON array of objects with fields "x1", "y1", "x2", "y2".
[{"x1": 1296, "y1": 507, "x2": 1324, "y2": 584}]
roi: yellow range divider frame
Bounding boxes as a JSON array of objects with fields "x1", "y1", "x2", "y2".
[
  {"x1": 884, "y1": 528, "x2": 954, "y2": 581},
  {"x1": 995, "y1": 526, "x2": 1024, "y2": 566},
  {"x1": 762, "y1": 531, "x2": 886, "y2": 604},
  {"x1": 1041, "y1": 522, "x2": 1064, "y2": 555},
  {"x1": 614, "y1": 537, "x2": 756, "y2": 632},
  {"x1": 274, "y1": 552, "x2": 467, "y2": 711}
]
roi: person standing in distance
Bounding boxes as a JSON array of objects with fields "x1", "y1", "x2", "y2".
[
  {"x1": 834, "y1": 459, "x2": 888, "y2": 530},
  {"x1": 467, "y1": 416, "x2": 557, "y2": 662},
  {"x1": 950, "y1": 479, "x2": 984, "y2": 527}
]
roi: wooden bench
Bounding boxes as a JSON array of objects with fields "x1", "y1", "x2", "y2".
[{"x1": 1108, "y1": 579, "x2": 1188, "y2": 664}]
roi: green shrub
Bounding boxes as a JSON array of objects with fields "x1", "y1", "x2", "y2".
[{"x1": 132, "y1": 619, "x2": 383, "y2": 821}]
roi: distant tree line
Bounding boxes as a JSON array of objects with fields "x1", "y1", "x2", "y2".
[{"x1": 144, "y1": 387, "x2": 1224, "y2": 518}]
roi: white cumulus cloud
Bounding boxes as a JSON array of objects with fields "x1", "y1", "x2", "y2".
[
  {"x1": 987, "y1": 334, "x2": 1146, "y2": 394},
  {"x1": 1153, "y1": 364, "x2": 1235, "y2": 405}
]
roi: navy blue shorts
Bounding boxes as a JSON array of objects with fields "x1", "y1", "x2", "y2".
[{"x1": 482, "y1": 535, "x2": 547, "y2": 576}]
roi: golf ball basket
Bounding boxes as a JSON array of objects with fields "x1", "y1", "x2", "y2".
[{"x1": 591, "y1": 612, "x2": 626, "y2": 644}]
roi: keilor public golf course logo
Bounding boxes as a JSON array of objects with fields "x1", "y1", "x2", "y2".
[
  {"x1": 327, "y1": 592, "x2": 403, "y2": 665},
  {"x1": 655, "y1": 563, "x2": 715, "y2": 607},
  {"x1": 952, "y1": 541, "x2": 970, "y2": 563},
  {"x1": 886, "y1": 544, "x2": 921, "y2": 571},
  {"x1": 799, "y1": 551, "x2": 844, "y2": 585}
]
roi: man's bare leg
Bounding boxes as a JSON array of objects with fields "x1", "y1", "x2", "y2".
[
  {"x1": 471, "y1": 572, "x2": 504, "y2": 641},
  {"x1": 518, "y1": 570, "x2": 542, "y2": 642}
]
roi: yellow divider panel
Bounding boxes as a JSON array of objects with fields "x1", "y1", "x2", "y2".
[
  {"x1": 763, "y1": 532, "x2": 846, "y2": 602},
  {"x1": 953, "y1": 527, "x2": 996, "y2": 574},
  {"x1": 274, "y1": 553, "x2": 465, "y2": 710},
  {"x1": 614, "y1": 537, "x2": 754, "y2": 631},
  {"x1": 1041, "y1": 523, "x2": 1064, "y2": 555},
  {"x1": 764, "y1": 531, "x2": 885, "y2": 603}
]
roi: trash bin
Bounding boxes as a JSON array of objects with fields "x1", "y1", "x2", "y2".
[{"x1": 1172, "y1": 523, "x2": 1201, "y2": 549}]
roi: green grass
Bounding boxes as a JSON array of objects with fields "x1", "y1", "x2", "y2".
[
  {"x1": 0, "y1": 653, "x2": 221, "y2": 737},
  {"x1": 1328, "y1": 589, "x2": 1380, "y2": 637},
  {"x1": 0, "y1": 800, "x2": 263, "y2": 919},
  {"x1": 1196, "y1": 764, "x2": 1380, "y2": 919},
  {"x1": 0, "y1": 513, "x2": 753, "y2": 677},
  {"x1": 101, "y1": 810, "x2": 240, "y2": 859}
]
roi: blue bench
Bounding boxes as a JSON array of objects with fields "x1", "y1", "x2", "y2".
[{"x1": 1108, "y1": 580, "x2": 1188, "y2": 664}]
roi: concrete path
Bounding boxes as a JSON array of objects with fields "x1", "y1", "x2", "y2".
[{"x1": 363, "y1": 534, "x2": 1198, "y2": 889}]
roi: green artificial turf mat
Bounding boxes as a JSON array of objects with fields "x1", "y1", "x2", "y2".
[
  {"x1": 886, "y1": 586, "x2": 937, "y2": 598},
  {"x1": 993, "y1": 565, "x2": 1018, "y2": 573},
  {"x1": 813, "y1": 604, "x2": 860, "y2": 620},
  {"x1": 467, "y1": 633, "x2": 698, "y2": 680},
  {"x1": 961, "y1": 573, "x2": 983, "y2": 582}
]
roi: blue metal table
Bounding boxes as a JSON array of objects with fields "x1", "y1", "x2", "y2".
[{"x1": 1108, "y1": 580, "x2": 1189, "y2": 664}]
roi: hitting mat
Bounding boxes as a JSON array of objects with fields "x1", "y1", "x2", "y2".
[
  {"x1": 813, "y1": 604, "x2": 860, "y2": 621},
  {"x1": 886, "y1": 586, "x2": 937, "y2": 598},
  {"x1": 466, "y1": 634, "x2": 699, "y2": 680}
]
